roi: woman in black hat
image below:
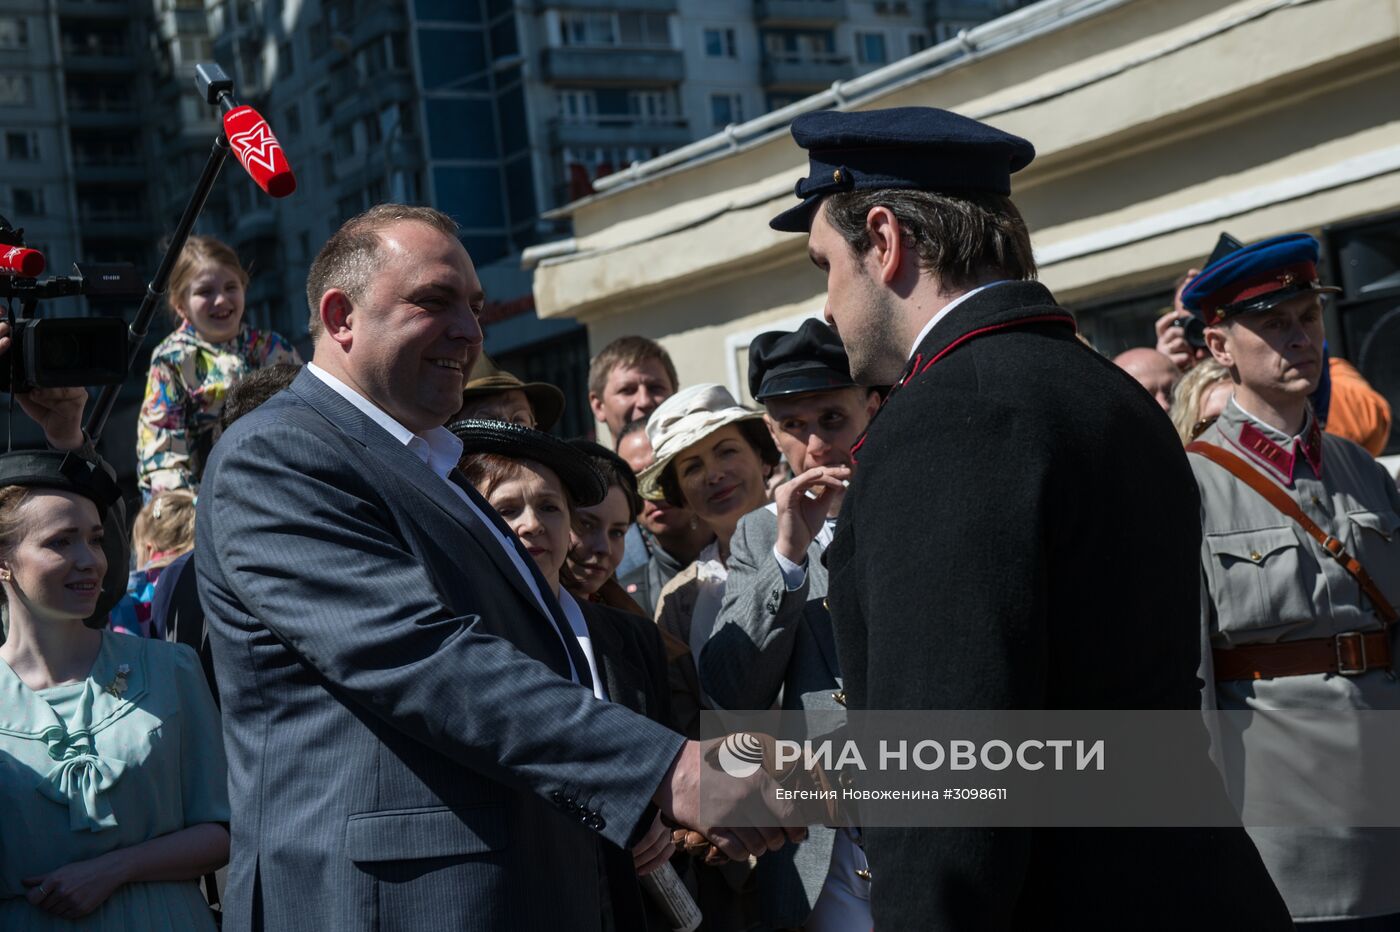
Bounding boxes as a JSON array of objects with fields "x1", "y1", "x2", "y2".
[{"x1": 450, "y1": 419, "x2": 676, "y2": 928}]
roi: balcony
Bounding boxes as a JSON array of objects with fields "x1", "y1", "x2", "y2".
[
  {"x1": 754, "y1": 0, "x2": 847, "y2": 25},
  {"x1": 530, "y1": 0, "x2": 676, "y2": 9},
  {"x1": 761, "y1": 55, "x2": 853, "y2": 90},
  {"x1": 232, "y1": 207, "x2": 278, "y2": 243},
  {"x1": 349, "y1": 5, "x2": 407, "y2": 47},
  {"x1": 73, "y1": 160, "x2": 146, "y2": 183},
  {"x1": 540, "y1": 47, "x2": 684, "y2": 85},
  {"x1": 66, "y1": 99, "x2": 138, "y2": 127},
  {"x1": 56, "y1": 0, "x2": 135, "y2": 18},
  {"x1": 77, "y1": 209, "x2": 156, "y2": 239},
  {"x1": 550, "y1": 117, "x2": 690, "y2": 150},
  {"x1": 61, "y1": 41, "x2": 137, "y2": 73}
]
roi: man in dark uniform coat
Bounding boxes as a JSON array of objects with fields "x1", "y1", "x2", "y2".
[{"x1": 768, "y1": 107, "x2": 1290, "y2": 929}]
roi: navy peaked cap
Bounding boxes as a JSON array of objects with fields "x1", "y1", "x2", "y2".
[
  {"x1": 770, "y1": 106, "x2": 1036, "y2": 233},
  {"x1": 748, "y1": 318, "x2": 855, "y2": 401}
]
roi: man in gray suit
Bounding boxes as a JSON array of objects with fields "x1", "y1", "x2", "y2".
[
  {"x1": 197, "y1": 205, "x2": 799, "y2": 932},
  {"x1": 700, "y1": 319, "x2": 879, "y2": 931}
]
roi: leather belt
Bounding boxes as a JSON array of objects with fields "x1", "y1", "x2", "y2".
[{"x1": 1213, "y1": 630, "x2": 1393, "y2": 681}]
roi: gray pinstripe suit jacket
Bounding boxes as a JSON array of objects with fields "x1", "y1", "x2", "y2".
[{"x1": 196, "y1": 370, "x2": 684, "y2": 932}]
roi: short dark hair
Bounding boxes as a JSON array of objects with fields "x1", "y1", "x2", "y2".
[
  {"x1": 458, "y1": 453, "x2": 577, "y2": 511},
  {"x1": 822, "y1": 189, "x2": 1036, "y2": 289},
  {"x1": 657, "y1": 419, "x2": 780, "y2": 509},
  {"x1": 221, "y1": 364, "x2": 302, "y2": 431},
  {"x1": 570, "y1": 439, "x2": 642, "y2": 523},
  {"x1": 305, "y1": 204, "x2": 460, "y2": 340},
  {"x1": 587, "y1": 336, "x2": 678, "y2": 399}
]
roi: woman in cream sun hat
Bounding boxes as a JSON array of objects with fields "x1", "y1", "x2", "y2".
[{"x1": 637, "y1": 384, "x2": 779, "y2": 739}]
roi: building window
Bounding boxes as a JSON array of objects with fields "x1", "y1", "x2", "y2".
[
  {"x1": 628, "y1": 89, "x2": 676, "y2": 122},
  {"x1": 557, "y1": 89, "x2": 597, "y2": 123},
  {"x1": 709, "y1": 93, "x2": 744, "y2": 129},
  {"x1": 0, "y1": 74, "x2": 31, "y2": 106},
  {"x1": 315, "y1": 86, "x2": 333, "y2": 121},
  {"x1": 703, "y1": 27, "x2": 736, "y2": 58},
  {"x1": 9, "y1": 186, "x2": 44, "y2": 217},
  {"x1": 557, "y1": 11, "x2": 670, "y2": 48},
  {"x1": 283, "y1": 103, "x2": 301, "y2": 136},
  {"x1": 278, "y1": 41, "x2": 294, "y2": 76},
  {"x1": 559, "y1": 12, "x2": 615, "y2": 47},
  {"x1": 4, "y1": 130, "x2": 36, "y2": 160},
  {"x1": 0, "y1": 17, "x2": 27, "y2": 50},
  {"x1": 908, "y1": 30, "x2": 930, "y2": 54},
  {"x1": 855, "y1": 32, "x2": 888, "y2": 65},
  {"x1": 177, "y1": 37, "x2": 212, "y2": 64}
]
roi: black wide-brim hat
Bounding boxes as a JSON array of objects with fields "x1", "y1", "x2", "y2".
[{"x1": 448, "y1": 419, "x2": 608, "y2": 507}]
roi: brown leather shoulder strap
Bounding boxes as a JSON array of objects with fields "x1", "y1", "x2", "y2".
[{"x1": 1188, "y1": 441, "x2": 1397, "y2": 624}]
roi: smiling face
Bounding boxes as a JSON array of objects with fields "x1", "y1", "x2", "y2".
[
  {"x1": 672, "y1": 423, "x2": 767, "y2": 540},
  {"x1": 175, "y1": 263, "x2": 246, "y2": 343},
  {"x1": 590, "y1": 360, "x2": 674, "y2": 438},
  {"x1": 480, "y1": 461, "x2": 572, "y2": 592},
  {"x1": 809, "y1": 204, "x2": 906, "y2": 387},
  {"x1": 764, "y1": 386, "x2": 878, "y2": 475},
  {"x1": 1205, "y1": 293, "x2": 1325, "y2": 411},
  {"x1": 327, "y1": 221, "x2": 486, "y2": 433},
  {"x1": 1, "y1": 491, "x2": 106, "y2": 623},
  {"x1": 565, "y1": 484, "x2": 632, "y2": 597}
]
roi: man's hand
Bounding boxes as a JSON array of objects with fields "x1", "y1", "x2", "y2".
[
  {"x1": 652, "y1": 740, "x2": 807, "y2": 863},
  {"x1": 631, "y1": 811, "x2": 675, "y2": 876},
  {"x1": 1155, "y1": 267, "x2": 1206, "y2": 372},
  {"x1": 18, "y1": 386, "x2": 89, "y2": 451},
  {"x1": 773, "y1": 466, "x2": 850, "y2": 565}
]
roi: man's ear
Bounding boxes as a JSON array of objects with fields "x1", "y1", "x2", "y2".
[
  {"x1": 864, "y1": 206, "x2": 905, "y2": 285},
  {"x1": 320, "y1": 290, "x2": 354, "y2": 348},
  {"x1": 1203, "y1": 323, "x2": 1233, "y2": 368},
  {"x1": 763, "y1": 412, "x2": 782, "y2": 445},
  {"x1": 588, "y1": 393, "x2": 606, "y2": 423}
]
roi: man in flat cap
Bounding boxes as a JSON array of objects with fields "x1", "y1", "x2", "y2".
[
  {"x1": 700, "y1": 317, "x2": 878, "y2": 931},
  {"x1": 455, "y1": 370, "x2": 566, "y2": 431},
  {"x1": 1184, "y1": 233, "x2": 1400, "y2": 927},
  {"x1": 770, "y1": 107, "x2": 1290, "y2": 928}
]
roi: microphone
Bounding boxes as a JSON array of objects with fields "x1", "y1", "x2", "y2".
[
  {"x1": 223, "y1": 105, "x2": 297, "y2": 198},
  {"x1": 0, "y1": 245, "x2": 45, "y2": 278}
]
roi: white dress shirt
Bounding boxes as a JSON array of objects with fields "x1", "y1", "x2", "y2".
[
  {"x1": 305, "y1": 362, "x2": 602, "y2": 696},
  {"x1": 906, "y1": 280, "x2": 1009, "y2": 362}
]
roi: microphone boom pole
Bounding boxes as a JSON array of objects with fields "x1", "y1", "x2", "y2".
[{"x1": 84, "y1": 64, "x2": 242, "y2": 446}]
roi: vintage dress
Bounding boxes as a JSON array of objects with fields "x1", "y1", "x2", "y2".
[
  {"x1": 137, "y1": 321, "x2": 300, "y2": 495},
  {"x1": 0, "y1": 632, "x2": 230, "y2": 930}
]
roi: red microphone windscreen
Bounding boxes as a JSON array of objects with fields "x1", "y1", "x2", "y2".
[
  {"x1": 0, "y1": 244, "x2": 45, "y2": 278},
  {"x1": 224, "y1": 105, "x2": 297, "y2": 198}
]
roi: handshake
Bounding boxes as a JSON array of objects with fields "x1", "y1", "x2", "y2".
[{"x1": 644, "y1": 733, "x2": 845, "y2": 870}]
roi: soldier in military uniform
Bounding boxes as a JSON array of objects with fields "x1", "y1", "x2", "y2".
[
  {"x1": 1183, "y1": 233, "x2": 1400, "y2": 928},
  {"x1": 767, "y1": 105, "x2": 1292, "y2": 930}
]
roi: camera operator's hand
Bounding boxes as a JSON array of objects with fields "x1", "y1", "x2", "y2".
[
  {"x1": 1155, "y1": 267, "x2": 1206, "y2": 371},
  {"x1": 20, "y1": 386, "x2": 88, "y2": 452},
  {"x1": 774, "y1": 466, "x2": 850, "y2": 565}
]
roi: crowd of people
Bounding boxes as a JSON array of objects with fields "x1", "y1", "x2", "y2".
[{"x1": 0, "y1": 102, "x2": 1397, "y2": 932}]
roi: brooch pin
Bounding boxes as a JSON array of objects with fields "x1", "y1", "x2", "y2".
[{"x1": 105, "y1": 664, "x2": 130, "y2": 699}]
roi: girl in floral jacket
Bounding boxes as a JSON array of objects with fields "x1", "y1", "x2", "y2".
[{"x1": 137, "y1": 236, "x2": 300, "y2": 496}]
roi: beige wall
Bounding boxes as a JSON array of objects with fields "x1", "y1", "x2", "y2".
[{"x1": 535, "y1": 0, "x2": 1400, "y2": 395}]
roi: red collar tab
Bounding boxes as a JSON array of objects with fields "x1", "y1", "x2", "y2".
[
  {"x1": 1201, "y1": 261, "x2": 1319, "y2": 324},
  {"x1": 1229, "y1": 420, "x2": 1324, "y2": 484}
]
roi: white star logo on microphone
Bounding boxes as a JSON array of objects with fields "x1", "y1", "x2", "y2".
[{"x1": 229, "y1": 121, "x2": 281, "y2": 175}]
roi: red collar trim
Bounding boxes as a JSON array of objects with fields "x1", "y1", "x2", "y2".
[
  {"x1": 1224, "y1": 419, "x2": 1324, "y2": 485},
  {"x1": 849, "y1": 312, "x2": 1077, "y2": 464}
]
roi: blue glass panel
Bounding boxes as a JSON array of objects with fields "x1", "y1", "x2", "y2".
[
  {"x1": 434, "y1": 165, "x2": 505, "y2": 229},
  {"x1": 426, "y1": 98, "x2": 499, "y2": 160}
]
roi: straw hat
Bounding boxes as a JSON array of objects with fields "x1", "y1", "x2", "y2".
[{"x1": 636, "y1": 383, "x2": 765, "y2": 502}]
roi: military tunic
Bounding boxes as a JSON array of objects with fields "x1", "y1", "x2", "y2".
[{"x1": 1192, "y1": 397, "x2": 1400, "y2": 921}]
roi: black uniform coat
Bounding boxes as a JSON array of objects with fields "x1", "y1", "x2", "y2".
[{"x1": 825, "y1": 281, "x2": 1290, "y2": 930}]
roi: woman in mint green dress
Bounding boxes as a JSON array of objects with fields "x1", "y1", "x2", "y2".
[{"x1": 0, "y1": 481, "x2": 230, "y2": 929}]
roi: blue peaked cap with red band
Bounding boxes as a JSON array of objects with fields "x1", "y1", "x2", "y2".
[
  {"x1": 769, "y1": 107, "x2": 1035, "y2": 233},
  {"x1": 1179, "y1": 233, "x2": 1340, "y2": 324}
]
